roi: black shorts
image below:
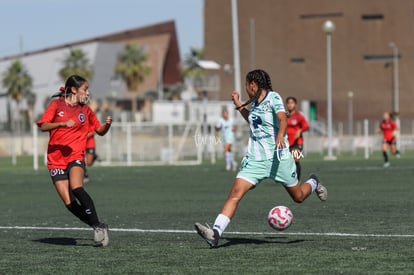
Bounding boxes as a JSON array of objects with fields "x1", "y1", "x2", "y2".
[
  {"x1": 383, "y1": 137, "x2": 397, "y2": 145},
  {"x1": 49, "y1": 160, "x2": 85, "y2": 184},
  {"x1": 289, "y1": 144, "x2": 303, "y2": 152}
]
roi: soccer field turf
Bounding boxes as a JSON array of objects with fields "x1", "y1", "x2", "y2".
[{"x1": 1, "y1": 153, "x2": 414, "y2": 274}]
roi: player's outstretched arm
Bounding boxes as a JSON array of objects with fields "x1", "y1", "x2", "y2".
[
  {"x1": 275, "y1": 111, "x2": 287, "y2": 148},
  {"x1": 95, "y1": 116, "x2": 112, "y2": 136},
  {"x1": 39, "y1": 119, "x2": 75, "y2": 131},
  {"x1": 232, "y1": 91, "x2": 249, "y2": 122}
]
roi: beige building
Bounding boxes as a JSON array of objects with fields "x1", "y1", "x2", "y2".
[
  {"x1": 0, "y1": 21, "x2": 182, "y2": 122},
  {"x1": 203, "y1": 0, "x2": 414, "y2": 127}
]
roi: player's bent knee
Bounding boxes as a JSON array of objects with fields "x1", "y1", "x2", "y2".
[{"x1": 291, "y1": 195, "x2": 305, "y2": 203}]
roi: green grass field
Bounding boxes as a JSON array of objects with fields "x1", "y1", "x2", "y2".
[{"x1": 1, "y1": 152, "x2": 414, "y2": 274}]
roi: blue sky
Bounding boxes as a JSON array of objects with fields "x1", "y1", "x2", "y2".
[{"x1": 0, "y1": 0, "x2": 203, "y2": 59}]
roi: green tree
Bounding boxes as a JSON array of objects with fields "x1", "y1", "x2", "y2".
[
  {"x1": 59, "y1": 48, "x2": 93, "y2": 81},
  {"x1": 181, "y1": 48, "x2": 204, "y2": 78},
  {"x1": 115, "y1": 43, "x2": 151, "y2": 113},
  {"x1": 181, "y1": 48, "x2": 205, "y2": 97},
  {"x1": 2, "y1": 59, "x2": 34, "y2": 131}
]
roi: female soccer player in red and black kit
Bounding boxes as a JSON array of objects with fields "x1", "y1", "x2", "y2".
[
  {"x1": 376, "y1": 111, "x2": 400, "y2": 167},
  {"x1": 37, "y1": 75, "x2": 112, "y2": 246},
  {"x1": 286, "y1": 97, "x2": 309, "y2": 180}
]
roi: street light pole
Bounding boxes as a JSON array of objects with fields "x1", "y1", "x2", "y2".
[
  {"x1": 348, "y1": 91, "x2": 354, "y2": 136},
  {"x1": 231, "y1": 0, "x2": 242, "y2": 100},
  {"x1": 323, "y1": 20, "x2": 336, "y2": 160},
  {"x1": 389, "y1": 42, "x2": 400, "y2": 151}
]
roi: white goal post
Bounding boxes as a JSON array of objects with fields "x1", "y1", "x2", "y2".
[
  {"x1": 31, "y1": 122, "x2": 206, "y2": 168},
  {"x1": 96, "y1": 122, "x2": 204, "y2": 166}
]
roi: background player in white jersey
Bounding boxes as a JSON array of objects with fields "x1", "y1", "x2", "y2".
[
  {"x1": 215, "y1": 109, "x2": 238, "y2": 171},
  {"x1": 195, "y1": 69, "x2": 328, "y2": 248}
]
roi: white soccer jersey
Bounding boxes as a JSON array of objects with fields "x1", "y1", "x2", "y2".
[
  {"x1": 246, "y1": 91, "x2": 288, "y2": 160},
  {"x1": 216, "y1": 117, "x2": 235, "y2": 144}
]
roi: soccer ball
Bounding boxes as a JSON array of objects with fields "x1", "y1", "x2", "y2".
[{"x1": 267, "y1": 206, "x2": 293, "y2": 231}]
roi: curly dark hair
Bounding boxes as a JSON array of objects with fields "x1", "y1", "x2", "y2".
[{"x1": 237, "y1": 69, "x2": 272, "y2": 109}]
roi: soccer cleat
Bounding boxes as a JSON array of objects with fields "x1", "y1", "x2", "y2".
[
  {"x1": 93, "y1": 223, "x2": 109, "y2": 247},
  {"x1": 383, "y1": 162, "x2": 390, "y2": 168},
  {"x1": 84, "y1": 170, "x2": 90, "y2": 183},
  {"x1": 232, "y1": 161, "x2": 238, "y2": 171},
  {"x1": 225, "y1": 164, "x2": 231, "y2": 171},
  {"x1": 194, "y1": 222, "x2": 220, "y2": 248},
  {"x1": 395, "y1": 150, "x2": 401, "y2": 159},
  {"x1": 309, "y1": 174, "x2": 328, "y2": 201}
]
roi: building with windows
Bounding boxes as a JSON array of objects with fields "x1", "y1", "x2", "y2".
[
  {"x1": 0, "y1": 20, "x2": 182, "y2": 124},
  {"x1": 203, "y1": 0, "x2": 414, "y2": 126}
]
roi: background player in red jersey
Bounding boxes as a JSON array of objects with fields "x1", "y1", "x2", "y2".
[
  {"x1": 376, "y1": 111, "x2": 400, "y2": 167},
  {"x1": 286, "y1": 97, "x2": 309, "y2": 180},
  {"x1": 37, "y1": 75, "x2": 112, "y2": 246}
]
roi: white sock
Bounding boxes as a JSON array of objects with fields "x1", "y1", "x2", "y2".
[
  {"x1": 306, "y1": 178, "x2": 318, "y2": 192},
  {"x1": 229, "y1": 152, "x2": 234, "y2": 163},
  {"x1": 225, "y1": 152, "x2": 231, "y2": 166},
  {"x1": 213, "y1": 214, "x2": 230, "y2": 236}
]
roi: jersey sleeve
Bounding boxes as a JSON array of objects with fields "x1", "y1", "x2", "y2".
[
  {"x1": 89, "y1": 110, "x2": 102, "y2": 130},
  {"x1": 271, "y1": 92, "x2": 286, "y2": 114},
  {"x1": 36, "y1": 99, "x2": 58, "y2": 127},
  {"x1": 380, "y1": 122, "x2": 385, "y2": 131}
]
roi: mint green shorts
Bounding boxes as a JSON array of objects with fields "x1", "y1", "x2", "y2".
[
  {"x1": 222, "y1": 133, "x2": 234, "y2": 144},
  {"x1": 236, "y1": 154, "x2": 298, "y2": 187}
]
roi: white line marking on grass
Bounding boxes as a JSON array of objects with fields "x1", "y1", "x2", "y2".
[{"x1": 1, "y1": 226, "x2": 414, "y2": 238}]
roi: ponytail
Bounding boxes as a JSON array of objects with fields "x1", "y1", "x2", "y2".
[
  {"x1": 51, "y1": 86, "x2": 67, "y2": 98},
  {"x1": 51, "y1": 75, "x2": 87, "y2": 98}
]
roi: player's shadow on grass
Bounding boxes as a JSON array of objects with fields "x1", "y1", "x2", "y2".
[
  {"x1": 33, "y1": 237, "x2": 90, "y2": 246},
  {"x1": 219, "y1": 236, "x2": 305, "y2": 248}
]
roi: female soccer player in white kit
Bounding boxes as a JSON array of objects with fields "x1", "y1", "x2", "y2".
[
  {"x1": 195, "y1": 69, "x2": 328, "y2": 248},
  {"x1": 215, "y1": 109, "x2": 238, "y2": 171}
]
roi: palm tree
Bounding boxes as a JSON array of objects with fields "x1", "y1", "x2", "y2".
[
  {"x1": 181, "y1": 48, "x2": 204, "y2": 79},
  {"x1": 58, "y1": 48, "x2": 93, "y2": 81},
  {"x1": 2, "y1": 59, "x2": 34, "y2": 131},
  {"x1": 114, "y1": 43, "x2": 151, "y2": 113},
  {"x1": 179, "y1": 48, "x2": 205, "y2": 101},
  {"x1": 180, "y1": 48, "x2": 206, "y2": 98}
]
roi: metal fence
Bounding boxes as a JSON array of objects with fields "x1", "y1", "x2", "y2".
[{"x1": 1, "y1": 119, "x2": 414, "y2": 170}]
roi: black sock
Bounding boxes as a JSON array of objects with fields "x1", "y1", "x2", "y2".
[
  {"x1": 295, "y1": 162, "x2": 301, "y2": 181},
  {"x1": 65, "y1": 201, "x2": 90, "y2": 225},
  {"x1": 72, "y1": 187, "x2": 100, "y2": 227},
  {"x1": 383, "y1": 151, "x2": 388, "y2": 162}
]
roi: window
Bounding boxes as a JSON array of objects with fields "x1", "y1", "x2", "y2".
[
  {"x1": 363, "y1": 54, "x2": 400, "y2": 62},
  {"x1": 300, "y1": 12, "x2": 343, "y2": 19},
  {"x1": 361, "y1": 14, "x2": 384, "y2": 20},
  {"x1": 290, "y1": 58, "x2": 305, "y2": 64}
]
